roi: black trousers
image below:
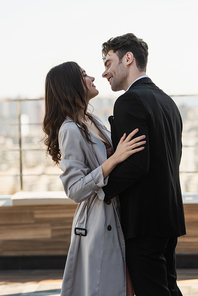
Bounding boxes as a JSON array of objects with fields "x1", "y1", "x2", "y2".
[{"x1": 126, "y1": 236, "x2": 183, "y2": 296}]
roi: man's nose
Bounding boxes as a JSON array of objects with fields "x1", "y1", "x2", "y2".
[{"x1": 102, "y1": 69, "x2": 107, "y2": 78}]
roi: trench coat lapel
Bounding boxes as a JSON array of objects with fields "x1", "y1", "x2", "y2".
[
  {"x1": 63, "y1": 115, "x2": 112, "y2": 167},
  {"x1": 89, "y1": 114, "x2": 113, "y2": 164},
  {"x1": 92, "y1": 114, "x2": 112, "y2": 146}
]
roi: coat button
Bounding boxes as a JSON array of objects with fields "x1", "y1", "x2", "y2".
[
  {"x1": 107, "y1": 225, "x2": 112, "y2": 231},
  {"x1": 105, "y1": 200, "x2": 111, "y2": 205}
]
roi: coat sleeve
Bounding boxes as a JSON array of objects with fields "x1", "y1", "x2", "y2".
[
  {"x1": 59, "y1": 125, "x2": 108, "y2": 203},
  {"x1": 103, "y1": 92, "x2": 150, "y2": 201}
]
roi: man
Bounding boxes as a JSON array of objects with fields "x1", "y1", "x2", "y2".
[{"x1": 102, "y1": 33, "x2": 186, "y2": 296}]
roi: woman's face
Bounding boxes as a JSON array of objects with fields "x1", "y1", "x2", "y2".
[{"x1": 81, "y1": 68, "x2": 99, "y2": 101}]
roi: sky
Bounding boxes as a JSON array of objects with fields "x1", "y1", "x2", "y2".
[{"x1": 0, "y1": 0, "x2": 198, "y2": 99}]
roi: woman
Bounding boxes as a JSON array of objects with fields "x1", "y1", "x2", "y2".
[{"x1": 43, "y1": 62, "x2": 146, "y2": 296}]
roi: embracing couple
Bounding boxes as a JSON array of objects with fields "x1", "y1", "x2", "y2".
[{"x1": 43, "y1": 33, "x2": 186, "y2": 296}]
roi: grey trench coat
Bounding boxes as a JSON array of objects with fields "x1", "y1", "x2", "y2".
[{"x1": 59, "y1": 114, "x2": 126, "y2": 296}]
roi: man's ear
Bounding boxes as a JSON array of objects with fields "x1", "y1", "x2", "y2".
[{"x1": 125, "y1": 52, "x2": 134, "y2": 65}]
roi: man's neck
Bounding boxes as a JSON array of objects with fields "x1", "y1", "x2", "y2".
[{"x1": 125, "y1": 72, "x2": 148, "y2": 91}]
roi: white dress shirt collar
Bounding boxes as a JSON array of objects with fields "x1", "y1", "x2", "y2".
[{"x1": 125, "y1": 75, "x2": 149, "y2": 92}]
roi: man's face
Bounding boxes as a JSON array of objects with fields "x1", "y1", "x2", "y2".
[{"x1": 102, "y1": 50, "x2": 128, "y2": 91}]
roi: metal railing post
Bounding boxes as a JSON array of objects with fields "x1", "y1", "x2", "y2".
[{"x1": 18, "y1": 100, "x2": 23, "y2": 190}]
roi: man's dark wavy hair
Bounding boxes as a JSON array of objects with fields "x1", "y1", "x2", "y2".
[{"x1": 102, "y1": 33, "x2": 148, "y2": 71}]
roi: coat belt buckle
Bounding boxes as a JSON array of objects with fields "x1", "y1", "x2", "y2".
[{"x1": 74, "y1": 227, "x2": 87, "y2": 236}]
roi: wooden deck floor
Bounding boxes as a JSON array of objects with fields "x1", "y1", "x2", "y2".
[{"x1": 0, "y1": 269, "x2": 198, "y2": 296}]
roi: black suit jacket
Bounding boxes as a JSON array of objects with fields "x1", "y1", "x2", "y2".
[{"x1": 103, "y1": 77, "x2": 186, "y2": 239}]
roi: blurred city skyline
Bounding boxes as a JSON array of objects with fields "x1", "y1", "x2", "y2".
[{"x1": 0, "y1": 95, "x2": 198, "y2": 195}]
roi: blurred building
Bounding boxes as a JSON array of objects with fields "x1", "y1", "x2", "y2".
[{"x1": 0, "y1": 96, "x2": 198, "y2": 194}]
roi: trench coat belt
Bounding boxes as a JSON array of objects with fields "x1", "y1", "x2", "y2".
[{"x1": 74, "y1": 196, "x2": 91, "y2": 237}]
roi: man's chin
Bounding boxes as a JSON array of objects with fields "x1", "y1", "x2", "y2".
[
  {"x1": 111, "y1": 84, "x2": 122, "y2": 92},
  {"x1": 111, "y1": 83, "x2": 118, "y2": 92}
]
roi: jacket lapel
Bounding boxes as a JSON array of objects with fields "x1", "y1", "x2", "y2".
[{"x1": 108, "y1": 115, "x2": 118, "y2": 151}]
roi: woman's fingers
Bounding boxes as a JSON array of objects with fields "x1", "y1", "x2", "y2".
[
  {"x1": 130, "y1": 140, "x2": 146, "y2": 148},
  {"x1": 125, "y1": 129, "x2": 139, "y2": 142},
  {"x1": 130, "y1": 146, "x2": 145, "y2": 154},
  {"x1": 124, "y1": 129, "x2": 146, "y2": 144},
  {"x1": 124, "y1": 141, "x2": 146, "y2": 154},
  {"x1": 118, "y1": 132, "x2": 126, "y2": 144},
  {"x1": 131, "y1": 135, "x2": 146, "y2": 144}
]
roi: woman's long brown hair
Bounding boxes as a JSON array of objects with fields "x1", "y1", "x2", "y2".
[{"x1": 43, "y1": 62, "x2": 93, "y2": 164}]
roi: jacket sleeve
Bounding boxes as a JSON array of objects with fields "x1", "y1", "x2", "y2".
[
  {"x1": 103, "y1": 92, "x2": 150, "y2": 201},
  {"x1": 59, "y1": 126, "x2": 108, "y2": 203}
]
